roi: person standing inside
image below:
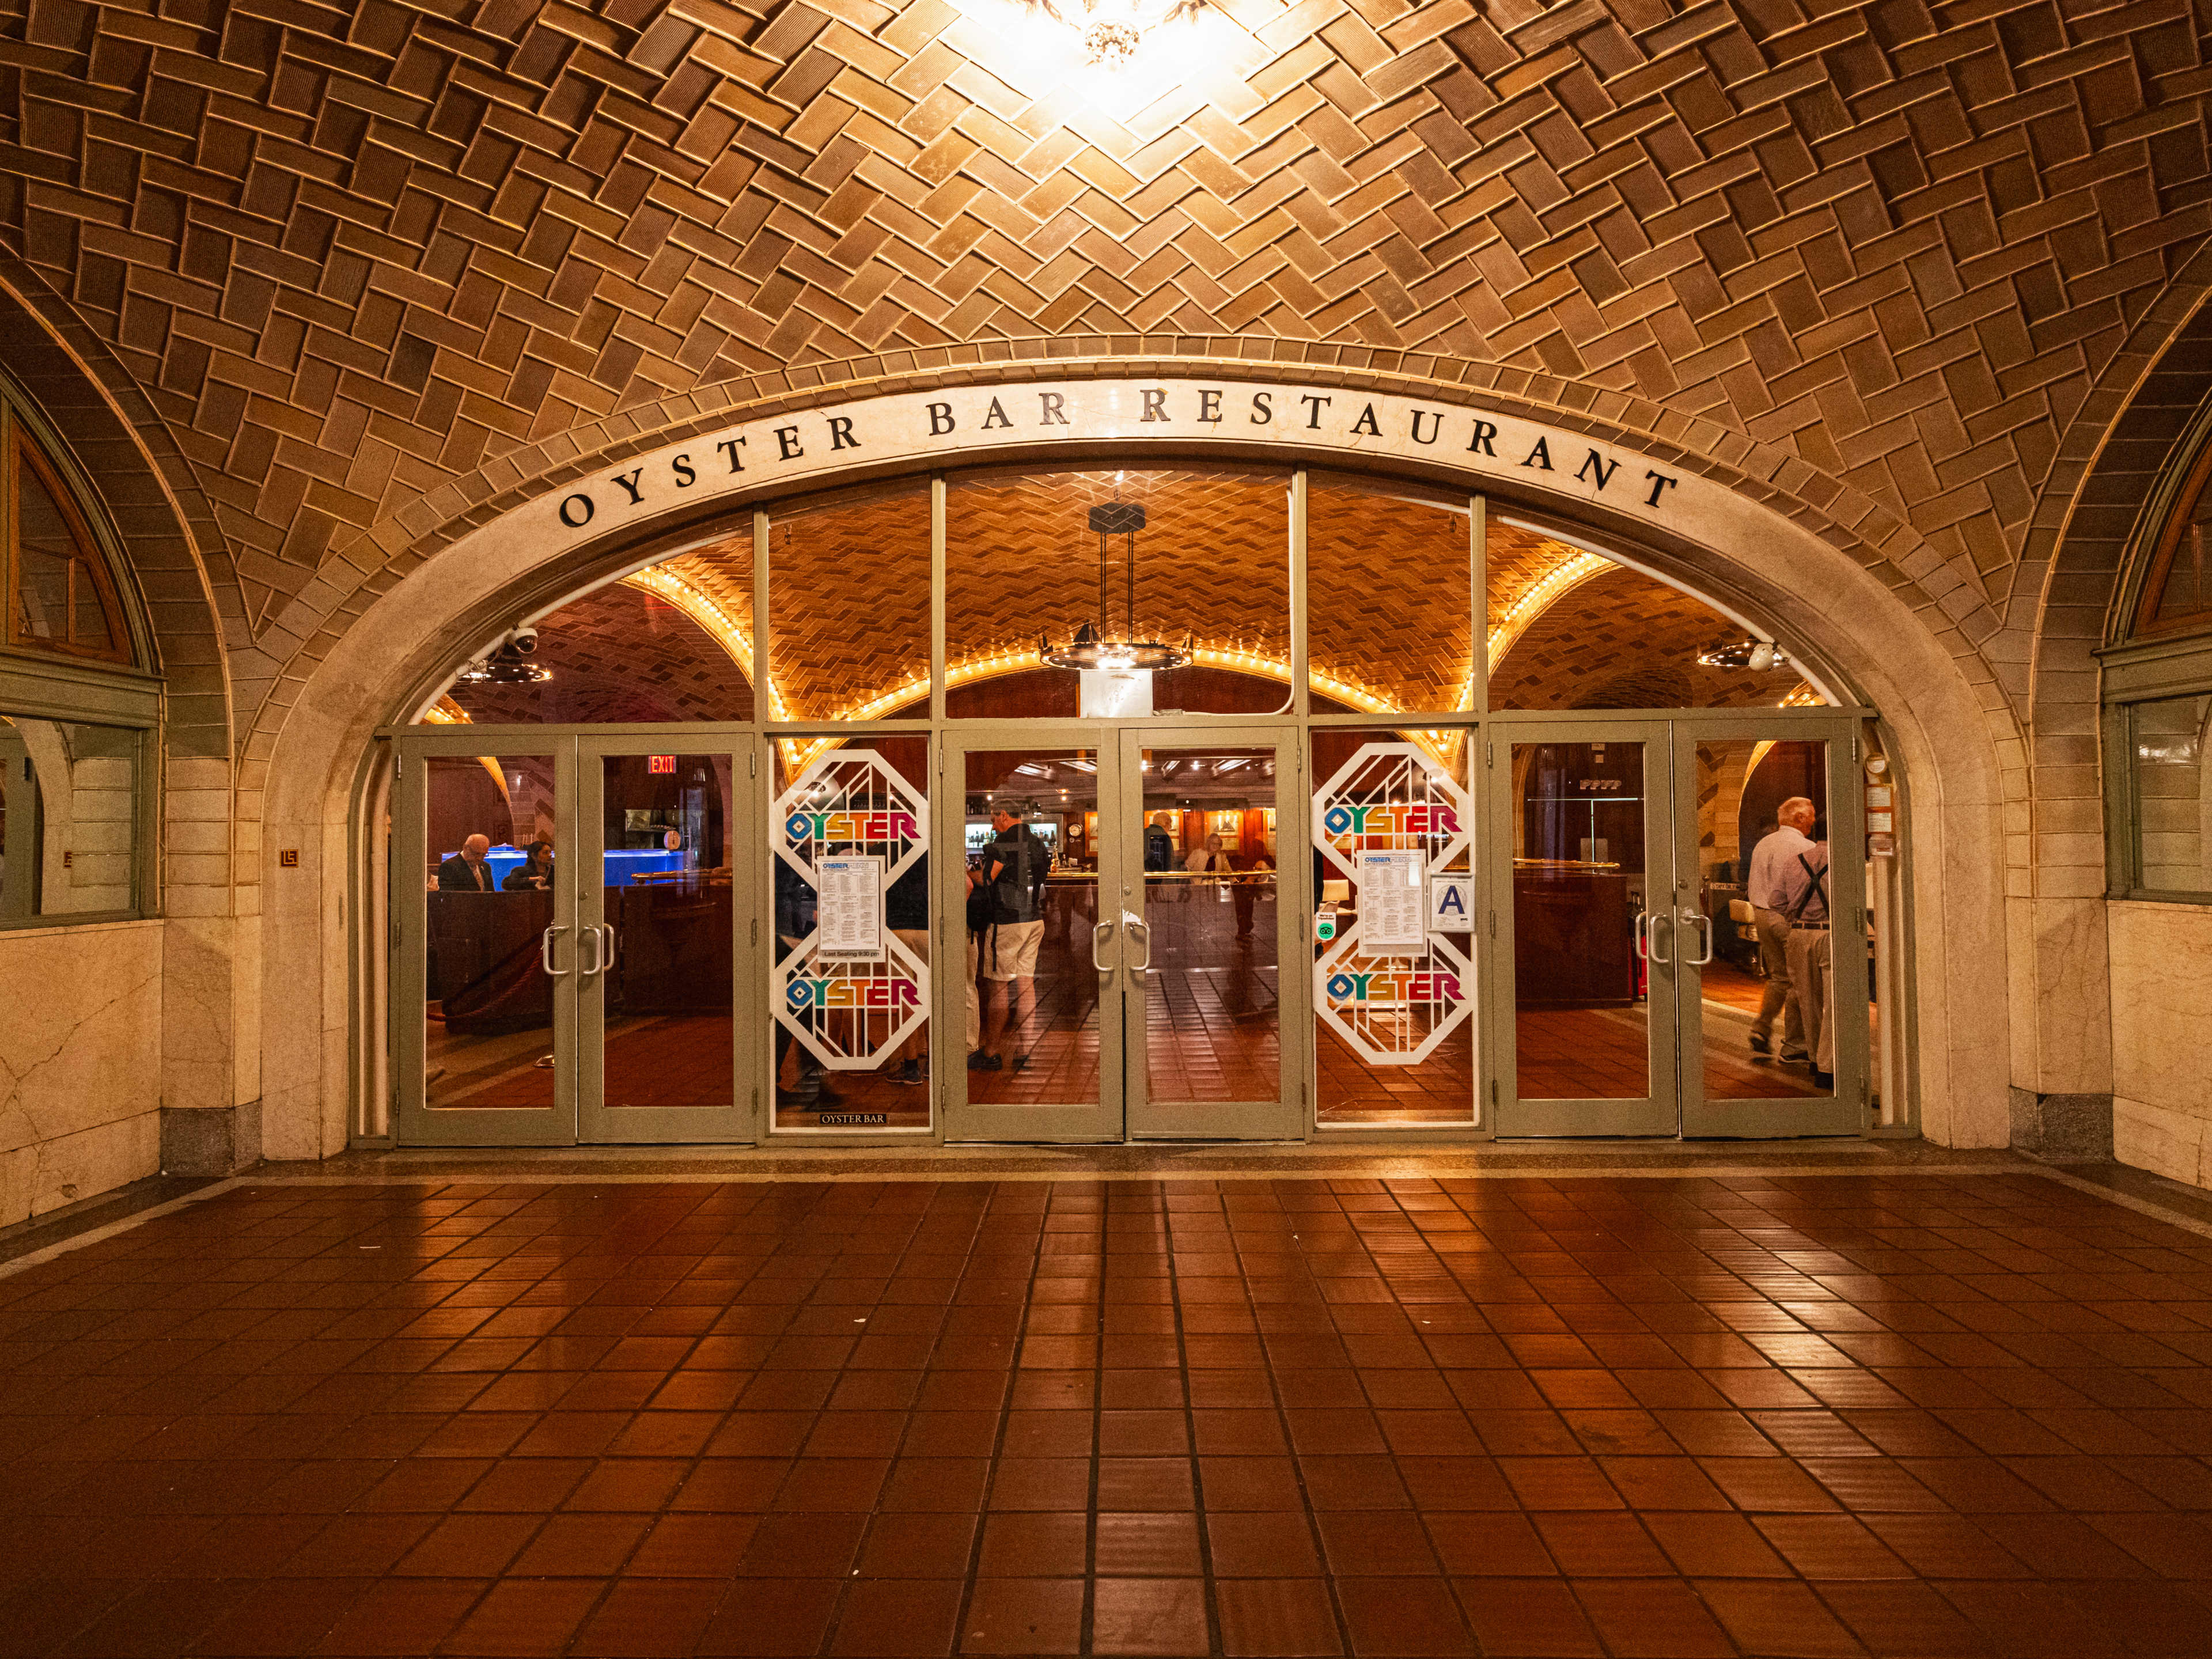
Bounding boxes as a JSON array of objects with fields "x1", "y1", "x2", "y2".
[
  {"x1": 884, "y1": 854, "x2": 931, "y2": 1086},
  {"x1": 1745, "y1": 797, "x2": 1817, "y2": 1062},
  {"x1": 976, "y1": 799, "x2": 1049, "y2": 1072},
  {"x1": 1184, "y1": 832, "x2": 1224, "y2": 903},
  {"x1": 1775, "y1": 825, "x2": 1835, "y2": 1090},
  {"x1": 437, "y1": 833, "x2": 496, "y2": 891},
  {"x1": 1145, "y1": 815, "x2": 1173, "y2": 877},
  {"x1": 773, "y1": 853, "x2": 840, "y2": 1111},
  {"x1": 963, "y1": 861, "x2": 986, "y2": 1069},
  {"x1": 1233, "y1": 849, "x2": 1272, "y2": 940},
  {"x1": 500, "y1": 840, "x2": 554, "y2": 890}
]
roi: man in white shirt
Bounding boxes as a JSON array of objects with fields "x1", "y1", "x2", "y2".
[
  {"x1": 1745, "y1": 798, "x2": 1817, "y2": 1061},
  {"x1": 1184, "y1": 834, "x2": 1224, "y2": 902}
]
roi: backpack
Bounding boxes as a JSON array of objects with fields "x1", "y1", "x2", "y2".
[{"x1": 992, "y1": 830, "x2": 1047, "y2": 924}]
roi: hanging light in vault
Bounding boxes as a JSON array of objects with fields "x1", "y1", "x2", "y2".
[
  {"x1": 1027, "y1": 0, "x2": 1211, "y2": 68},
  {"x1": 1696, "y1": 639, "x2": 1788, "y2": 672},
  {"x1": 454, "y1": 634, "x2": 551, "y2": 684},
  {"x1": 1040, "y1": 497, "x2": 1191, "y2": 674}
]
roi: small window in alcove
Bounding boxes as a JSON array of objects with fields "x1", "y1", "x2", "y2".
[
  {"x1": 2134, "y1": 444, "x2": 2212, "y2": 638},
  {"x1": 7, "y1": 428, "x2": 130, "y2": 664}
]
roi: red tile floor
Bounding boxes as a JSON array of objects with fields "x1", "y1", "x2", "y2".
[{"x1": 7, "y1": 1172, "x2": 2212, "y2": 1656}]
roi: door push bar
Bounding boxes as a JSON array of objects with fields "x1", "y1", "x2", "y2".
[
  {"x1": 540, "y1": 923, "x2": 572, "y2": 977},
  {"x1": 1122, "y1": 910, "x2": 1152, "y2": 974},
  {"x1": 575, "y1": 922, "x2": 619, "y2": 980},
  {"x1": 1677, "y1": 907, "x2": 1714, "y2": 966}
]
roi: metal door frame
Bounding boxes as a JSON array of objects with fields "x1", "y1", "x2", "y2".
[
  {"x1": 576, "y1": 730, "x2": 763, "y2": 1144},
  {"x1": 1672, "y1": 711, "x2": 1868, "y2": 1137},
  {"x1": 1488, "y1": 707, "x2": 1872, "y2": 1139},
  {"x1": 391, "y1": 728, "x2": 580, "y2": 1146},
  {"x1": 1121, "y1": 724, "x2": 1304, "y2": 1141},
  {"x1": 939, "y1": 723, "x2": 1128, "y2": 1142},
  {"x1": 1490, "y1": 715, "x2": 1680, "y2": 1137}
]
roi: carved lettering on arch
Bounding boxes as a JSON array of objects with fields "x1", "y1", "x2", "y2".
[{"x1": 532, "y1": 379, "x2": 1700, "y2": 543}]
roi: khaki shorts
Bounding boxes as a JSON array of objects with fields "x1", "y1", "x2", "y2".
[{"x1": 978, "y1": 919, "x2": 1043, "y2": 981}]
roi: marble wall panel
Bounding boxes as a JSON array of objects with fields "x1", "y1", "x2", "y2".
[
  {"x1": 2110, "y1": 901, "x2": 2212, "y2": 1188},
  {"x1": 2113, "y1": 1097, "x2": 2205, "y2": 1188},
  {"x1": 0, "y1": 919, "x2": 161, "y2": 1226}
]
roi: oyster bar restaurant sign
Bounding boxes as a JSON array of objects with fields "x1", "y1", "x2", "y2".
[{"x1": 544, "y1": 378, "x2": 1692, "y2": 536}]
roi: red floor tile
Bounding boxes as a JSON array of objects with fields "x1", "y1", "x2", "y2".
[
  {"x1": 957, "y1": 1577, "x2": 1085, "y2": 1654},
  {"x1": 2, "y1": 1171, "x2": 2211, "y2": 1659},
  {"x1": 1216, "y1": 1578, "x2": 1343, "y2": 1656}
]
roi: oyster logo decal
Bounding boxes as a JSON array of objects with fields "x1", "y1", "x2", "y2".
[
  {"x1": 1312, "y1": 743, "x2": 1475, "y2": 1068},
  {"x1": 774, "y1": 749, "x2": 930, "y2": 1071}
]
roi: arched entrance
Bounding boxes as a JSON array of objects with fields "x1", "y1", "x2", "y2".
[{"x1": 373, "y1": 434, "x2": 1900, "y2": 1147}]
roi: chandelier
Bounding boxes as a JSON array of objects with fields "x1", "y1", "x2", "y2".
[
  {"x1": 1040, "y1": 497, "x2": 1191, "y2": 673},
  {"x1": 1035, "y1": 0, "x2": 1209, "y2": 69},
  {"x1": 455, "y1": 635, "x2": 551, "y2": 684},
  {"x1": 1696, "y1": 639, "x2": 1789, "y2": 672}
]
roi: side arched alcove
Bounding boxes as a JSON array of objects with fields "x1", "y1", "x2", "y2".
[
  {"x1": 253, "y1": 362, "x2": 2017, "y2": 1158},
  {"x1": 0, "y1": 263, "x2": 250, "y2": 1191}
]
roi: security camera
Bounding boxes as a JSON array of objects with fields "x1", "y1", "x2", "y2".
[{"x1": 509, "y1": 627, "x2": 539, "y2": 655}]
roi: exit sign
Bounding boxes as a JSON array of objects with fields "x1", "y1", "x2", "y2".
[{"x1": 648, "y1": 755, "x2": 676, "y2": 774}]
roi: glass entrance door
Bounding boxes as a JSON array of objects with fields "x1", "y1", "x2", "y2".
[
  {"x1": 1492, "y1": 723, "x2": 1678, "y2": 1136},
  {"x1": 395, "y1": 732, "x2": 577, "y2": 1146},
  {"x1": 393, "y1": 728, "x2": 757, "y2": 1146},
  {"x1": 1492, "y1": 714, "x2": 1866, "y2": 1137},
  {"x1": 945, "y1": 732, "x2": 1124, "y2": 1141},
  {"x1": 1122, "y1": 729, "x2": 1298, "y2": 1139},
  {"x1": 1673, "y1": 718, "x2": 1863, "y2": 1137},
  {"x1": 943, "y1": 725, "x2": 1300, "y2": 1142},
  {"x1": 579, "y1": 734, "x2": 757, "y2": 1142}
]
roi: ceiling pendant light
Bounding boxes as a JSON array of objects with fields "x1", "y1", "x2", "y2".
[
  {"x1": 1031, "y1": 0, "x2": 1209, "y2": 69},
  {"x1": 1040, "y1": 495, "x2": 1191, "y2": 674},
  {"x1": 455, "y1": 634, "x2": 552, "y2": 684},
  {"x1": 1696, "y1": 639, "x2": 1787, "y2": 672}
]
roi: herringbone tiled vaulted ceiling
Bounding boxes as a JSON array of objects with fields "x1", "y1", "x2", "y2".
[{"x1": 3, "y1": 0, "x2": 2209, "y2": 650}]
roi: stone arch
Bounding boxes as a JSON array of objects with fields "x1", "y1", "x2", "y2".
[
  {"x1": 1999, "y1": 263, "x2": 2212, "y2": 1143},
  {"x1": 239, "y1": 341, "x2": 2019, "y2": 750},
  {"x1": 0, "y1": 260, "x2": 256, "y2": 1166},
  {"x1": 253, "y1": 363, "x2": 2017, "y2": 1158}
]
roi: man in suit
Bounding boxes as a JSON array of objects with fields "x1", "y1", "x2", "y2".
[{"x1": 437, "y1": 834, "x2": 496, "y2": 892}]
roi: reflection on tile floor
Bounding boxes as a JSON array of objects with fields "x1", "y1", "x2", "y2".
[
  {"x1": 5, "y1": 1172, "x2": 2212, "y2": 1654},
  {"x1": 1317, "y1": 1024, "x2": 1475, "y2": 1126}
]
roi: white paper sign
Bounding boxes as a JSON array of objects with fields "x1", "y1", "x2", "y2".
[
  {"x1": 1359, "y1": 850, "x2": 1425, "y2": 948},
  {"x1": 815, "y1": 856, "x2": 883, "y2": 961},
  {"x1": 1429, "y1": 875, "x2": 1474, "y2": 933}
]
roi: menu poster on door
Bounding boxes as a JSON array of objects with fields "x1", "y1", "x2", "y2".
[
  {"x1": 1359, "y1": 850, "x2": 1425, "y2": 949},
  {"x1": 814, "y1": 856, "x2": 883, "y2": 961}
]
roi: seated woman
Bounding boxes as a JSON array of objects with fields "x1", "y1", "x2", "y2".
[{"x1": 501, "y1": 840, "x2": 554, "y2": 890}]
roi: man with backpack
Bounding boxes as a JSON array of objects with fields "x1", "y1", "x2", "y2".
[{"x1": 975, "y1": 798, "x2": 1051, "y2": 1072}]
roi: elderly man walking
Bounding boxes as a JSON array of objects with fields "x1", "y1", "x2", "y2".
[{"x1": 1745, "y1": 797, "x2": 1817, "y2": 1063}]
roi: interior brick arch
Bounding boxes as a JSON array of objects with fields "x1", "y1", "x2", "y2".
[
  {"x1": 0, "y1": 262, "x2": 239, "y2": 759},
  {"x1": 1982, "y1": 276, "x2": 2212, "y2": 1141},
  {"x1": 236, "y1": 347, "x2": 2031, "y2": 792},
  {"x1": 0, "y1": 259, "x2": 252, "y2": 1152},
  {"x1": 249, "y1": 385, "x2": 2023, "y2": 1161}
]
